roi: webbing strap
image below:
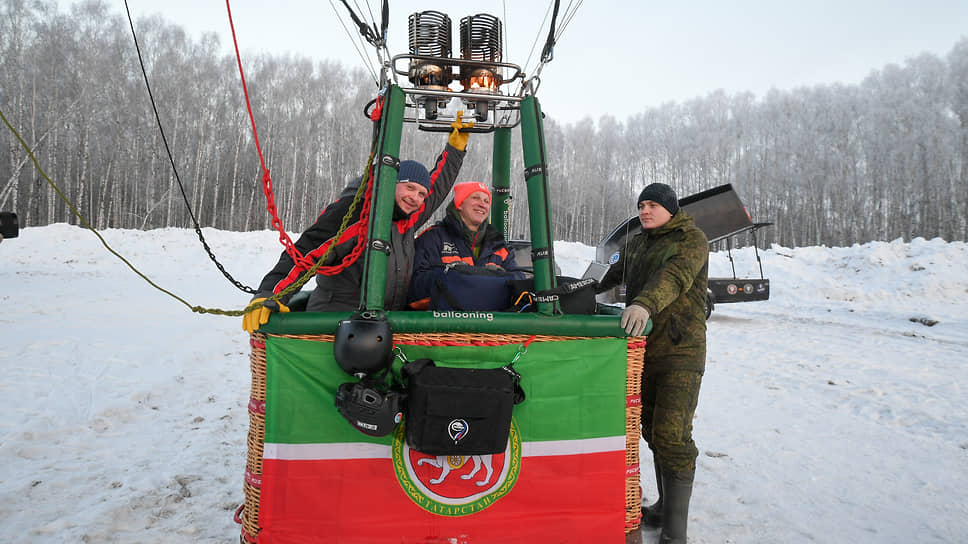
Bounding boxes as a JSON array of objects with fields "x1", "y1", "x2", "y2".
[
  {"x1": 380, "y1": 154, "x2": 401, "y2": 170},
  {"x1": 524, "y1": 164, "x2": 546, "y2": 180}
]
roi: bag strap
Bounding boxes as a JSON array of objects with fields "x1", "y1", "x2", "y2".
[
  {"x1": 502, "y1": 364, "x2": 526, "y2": 404},
  {"x1": 401, "y1": 358, "x2": 435, "y2": 382},
  {"x1": 535, "y1": 277, "x2": 598, "y2": 298},
  {"x1": 402, "y1": 357, "x2": 525, "y2": 405}
]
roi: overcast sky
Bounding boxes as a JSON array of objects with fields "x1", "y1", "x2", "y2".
[{"x1": 93, "y1": 1, "x2": 968, "y2": 123}]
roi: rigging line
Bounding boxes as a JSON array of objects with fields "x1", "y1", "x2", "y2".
[
  {"x1": 0, "y1": 106, "x2": 242, "y2": 317},
  {"x1": 555, "y1": 0, "x2": 585, "y2": 42},
  {"x1": 328, "y1": 0, "x2": 380, "y2": 85},
  {"x1": 374, "y1": 0, "x2": 393, "y2": 83},
  {"x1": 539, "y1": 0, "x2": 560, "y2": 64},
  {"x1": 241, "y1": 98, "x2": 383, "y2": 315},
  {"x1": 244, "y1": 150, "x2": 378, "y2": 318},
  {"x1": 353, "y1": 0, "x2": 390, "y2": 72},
  {"x1": 123, "y1": 0, "x2": 257, "y2": 295},
  {"x1": 337, "y1": 0, "x2": 379, "y2": 47},
  {"x1": 502, "y1": 0, "x2": 510, "y2": 69},
  {"x1": 515, "y1": 1, "x2": 555, "y2": 97},
  {"x1": 554, "y1": 0, "x2": 583, "y2": 41},
  {"x1": 357, "y1": 0, "x2": 379, "y2": 41},
  {"x1": 523, "y1": 2, "x2": 554, "y2": 76},
  {"x1": 553, "y1": 0, "x2": 578, "y2": 40},
  {"x1": 225, "y1": 0, "x2": 316, "y2": 271},
  {"x1": 358, "y1": 0, "x2": 390, "y2": 51}
]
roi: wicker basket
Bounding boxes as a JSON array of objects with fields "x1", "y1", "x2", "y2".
[{"x1": 238, "y1": 333, "x2": 645, "y2": 541}]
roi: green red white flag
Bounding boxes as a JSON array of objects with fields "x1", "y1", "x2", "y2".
[{"x1": 257, "y1": 336, "x2": 629, "y2": 543}]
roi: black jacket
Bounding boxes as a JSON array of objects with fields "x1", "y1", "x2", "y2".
[{"x1": 255, "y1": 144, "x2": 465, "y2": 311}]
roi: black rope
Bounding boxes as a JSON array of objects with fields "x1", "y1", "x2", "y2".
[
  {"x1": 329, "y1": 0, "x2": 380, "y2": 85},
  {"x1": 380, "y1": 0, "x2": 390, "y2": 44},
  {"x1": 339, "y1": 0, "x2": 380, "y2": 47},
  {"x1": 124, "y1": 0, "x2": 257, "y2": 294},
  {"x1": 554, "y1": 0, "x2": 584, "y2": 42},
  {"x1": 540, "y1": 0, "x2": 561, "y2": 63}
]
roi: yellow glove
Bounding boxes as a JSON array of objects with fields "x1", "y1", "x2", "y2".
[
  {"x1": 620, "y1": 304, "x2": 650, "y2": 336},
  {"x1": 243, "y1": 297, "x2": 290, "y2": 333},
  {"x1": 448, "y1": 110, "x2": 474, "y2": 151}
]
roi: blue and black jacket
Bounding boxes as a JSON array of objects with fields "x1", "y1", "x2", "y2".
[{"x1": 408, "y1": 203, "x2": 521, "y2": 309}]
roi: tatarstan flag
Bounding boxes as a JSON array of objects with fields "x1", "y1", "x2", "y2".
[{"x1": 257, "y1": 335, "x2": 630, "y2": 543}]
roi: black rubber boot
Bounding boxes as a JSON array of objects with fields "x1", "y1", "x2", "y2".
[
  {"x1": 658, "y1": 469, "x2": 694, "y2": 544},
  {"x1": 640, "y1": 457, "x2": 663, "y2": 527}
]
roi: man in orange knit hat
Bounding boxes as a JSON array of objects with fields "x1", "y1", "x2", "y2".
[{"x1": 408, "y1": 181, "x2": 522, "y2": 310}]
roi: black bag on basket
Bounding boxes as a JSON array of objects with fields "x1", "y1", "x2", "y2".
[
  {"x1": 402, "y1": 359, "x2": 525, "y2": 456},
  {"x1": 508, "y1": 276, "x2": 598, "y2": 314}
]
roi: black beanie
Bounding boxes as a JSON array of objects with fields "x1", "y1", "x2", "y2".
[{"x1": 637, "y1": 183, "x2": 679, "y2": 215}]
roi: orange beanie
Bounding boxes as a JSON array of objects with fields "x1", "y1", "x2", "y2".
[{"x1": 453, "y1": 181, "x2": 491, "y2": 209}]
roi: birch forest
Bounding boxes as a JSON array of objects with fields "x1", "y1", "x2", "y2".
[{"x1": 2, "y1": 0, "x2": 967, "y2": 248}]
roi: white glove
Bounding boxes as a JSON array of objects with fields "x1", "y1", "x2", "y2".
[{"x1": 620, "y1": 304, "x2": 650, "y2": 336}]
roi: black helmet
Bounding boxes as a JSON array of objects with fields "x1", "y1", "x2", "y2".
[{"x1": 333, "y1": 313, "x2": 393, "y2": 376}]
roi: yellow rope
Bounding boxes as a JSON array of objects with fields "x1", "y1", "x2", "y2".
[{"x1": 0, "y1": 105, "x2": 372, "y2": 318}]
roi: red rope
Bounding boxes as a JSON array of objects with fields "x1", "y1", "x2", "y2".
[
  {"x1": 225, "y1": 0, "x2": 378, "y2": 278},
  {"x1": 395, "y1": 335, "x2": 539, "y2": 348},
  {"x1": 397, "y1": 339, "x2": 518, "y2": 347},
  {"x1": 225, "y1": 0, "x2": 308, "y2": 267},
  {"x1": 312, "y1": 167, "x2": 374, "y2": 276},
  {"x1": 233, "y1": 503, "x2": 245, "y2": 524}
]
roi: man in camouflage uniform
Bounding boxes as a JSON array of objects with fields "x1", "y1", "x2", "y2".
[{"x1": 597, "y1": 183, "x2": 708, "y2": 544}]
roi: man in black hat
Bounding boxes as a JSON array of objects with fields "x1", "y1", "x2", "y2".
[
  {"x1": 243, "y1": 113, "x2": 474, "y2": 332},
  {"x1": 596, "y1": 182, "x2": 709, "y2": 544}
]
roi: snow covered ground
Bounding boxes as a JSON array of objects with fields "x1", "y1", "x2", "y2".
[{"x1": 1, "y1": 224, "x2": 966, "y2": 543}]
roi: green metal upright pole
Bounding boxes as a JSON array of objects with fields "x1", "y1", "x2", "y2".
[
  {"x1": 520, "y1": 96, "x2": 558, "y2": 315},
  {"x1": 361, "y1": 85, "x2": 405, "y2": 311},
  {"x1": 491, "y1": 127, "x2": 512, "y2": 241}
]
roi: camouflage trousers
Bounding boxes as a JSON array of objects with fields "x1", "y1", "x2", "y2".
[{"x1": 641, "y1": 370, "x2": 703, "y2": 473}]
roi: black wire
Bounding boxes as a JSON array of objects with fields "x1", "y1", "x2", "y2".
[
  {"x1": 523, "y1": 2, "x2": 554, "y2": 80},
  {"x1": 380, "y1": 0, "x2": 389, "y2": 42},
  {"x1": 540, "y1": 0, "x2": 561, "y2": 63},
  {"x1": 339, "y1": 0, "x2": 379, "y2": 46},
  {"x1": 124, "y1": 0, "x2": 257, "y2": 294},
  {"x1": 555, "y1": 0, "x2": 583, "y2": 41},
  {"x1": 328, "y1": 0, "x2": 380, "y2": 85}
]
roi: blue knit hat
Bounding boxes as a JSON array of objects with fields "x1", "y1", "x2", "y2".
[{"x1": 397, "y1": 160, "x2": 431, "y2": 191}]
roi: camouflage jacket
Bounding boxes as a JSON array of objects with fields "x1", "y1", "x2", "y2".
[{"x1": 598, "y1": 211, "x2": 709, "y2": 374}]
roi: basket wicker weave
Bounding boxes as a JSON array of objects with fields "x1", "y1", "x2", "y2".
[
  {"x1": 624, "y1": 339, "x2": 646, "y2": 532},
  {"x1": 238, "y1": 332, "x2": 645, "y2": 541}
]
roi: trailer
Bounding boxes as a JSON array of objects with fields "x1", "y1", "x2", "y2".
[{"x1": 583, "y1": 184, "x2": 773, "y2": 318}]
